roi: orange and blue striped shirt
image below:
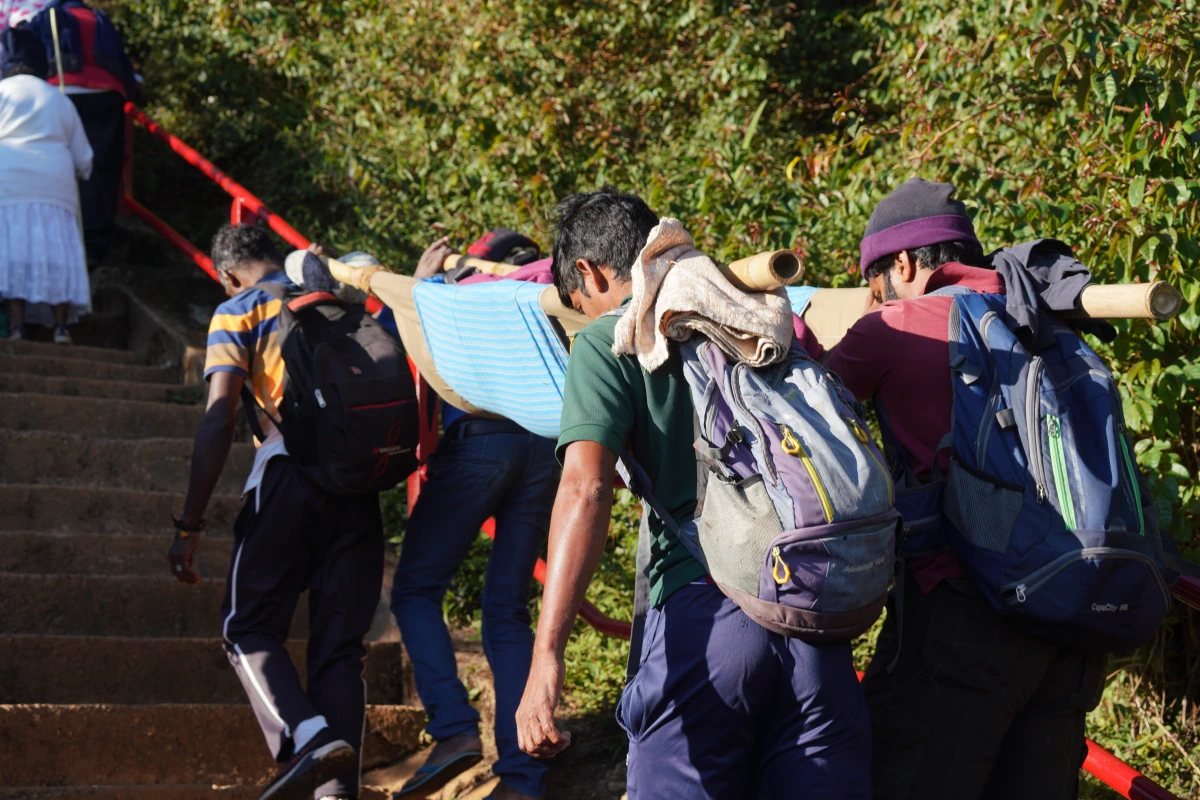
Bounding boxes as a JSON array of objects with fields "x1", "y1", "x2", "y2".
[{"x1": 203, "y1": 272, "x2": 296, "y2": 419}]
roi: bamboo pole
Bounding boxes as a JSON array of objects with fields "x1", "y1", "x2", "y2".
[
  {"x1": 442, "y1": 254, "x2": 521, "y2": 276},
  {"x1": 802, "y1": 281, "x2": 1183, "y2": 350},
  {"x1": 1065, "y1": 281, "x2": 1182, "y2": 321},
  {"x1": 50, "y1": 9, "x2": 87, "y2": 265},
  {"x1": 722, "y1": 250, "x2": 804, "y2": 291}
]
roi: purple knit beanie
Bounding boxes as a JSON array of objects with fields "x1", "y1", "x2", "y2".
[{"x1": 859, "y1": 177, "x2": 980, "y2": 269}]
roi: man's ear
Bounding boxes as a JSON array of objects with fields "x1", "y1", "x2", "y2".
[
  {"x1": 895, "y1": 251, "x2": 918, "y2": 285},
  {"x1": 576, "y1": 258, "x2": 608, "y2": 295}
]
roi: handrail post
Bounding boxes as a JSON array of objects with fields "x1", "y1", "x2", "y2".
[
  {"x1": 119, "y1": 110, "x2": 134, "y2": 214},
  {"x1": 231, "y1": 196, "x2": 261, "y2": 226}
]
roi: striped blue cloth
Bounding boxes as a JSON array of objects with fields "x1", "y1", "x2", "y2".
[
  {"x1": 412, "y1": 282, "x2": 824, "y2": 440},
  {"x1": 786, "y1": 285, "x2": 819, "y2": 317},
  {"x1": 413, "y1": 280, "x2": 569, "y2": 440}
]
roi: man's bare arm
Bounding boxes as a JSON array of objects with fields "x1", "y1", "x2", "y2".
[
  {"x1": 516, "y1": 440, "x2": 616, "y2": 757},
  {"x1": 168, "y1": 371, "x2": 243, "y2": 584}
]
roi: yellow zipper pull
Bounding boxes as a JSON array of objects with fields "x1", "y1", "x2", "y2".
[
  {"x1": 772, "y1": 545, "x2": 791, "y2": 585},
  {"x1": 779, "y1": 424, "x2": 803, "y2": 456},
  {"x1": 849, "y1": 418, "x2": 869, "y2": 443}
]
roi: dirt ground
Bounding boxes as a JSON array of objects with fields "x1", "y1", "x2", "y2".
[{"x1": 364, "y1": 638, "x2": 629, "y2": 800}]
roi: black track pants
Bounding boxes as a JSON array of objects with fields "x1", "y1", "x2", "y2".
[{"x1": 221, "y1": 457, "x2": 383, "y2": 798}]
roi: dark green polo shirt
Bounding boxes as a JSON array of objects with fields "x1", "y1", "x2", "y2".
[{"x1": 556, "y1": 312, "x2": 706, "y2": 607}]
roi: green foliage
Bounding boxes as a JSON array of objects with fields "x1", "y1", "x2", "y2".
[
  {"x1": 105, "y1": 0, "x2": 868, "y2": 264},
  {"x1": 115, "y1": 0, "x2": 1200, "y2": 793}
]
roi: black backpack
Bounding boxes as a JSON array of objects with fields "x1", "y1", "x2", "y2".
[{"x1": 241, "y1": 282, "x2": 419, "y2": 496}]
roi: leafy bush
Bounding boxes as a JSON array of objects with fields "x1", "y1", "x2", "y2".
[{"x1": 112, "y1": 0, "x2": 1199, "y2": 794}]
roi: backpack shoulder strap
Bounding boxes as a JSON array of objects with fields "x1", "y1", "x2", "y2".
[
  {"x1": 616, "y1": 452, "x2": 683, "y2": 684},
  {"x1": 1163, "y1": 552, "x2": 1200, "y2": 581},
  {"x1": 238, "y1": 281, "x2": 292, "y2": 444},
  {"x1": 240, "y1": 384, "x2": 269, "y2": 445}
]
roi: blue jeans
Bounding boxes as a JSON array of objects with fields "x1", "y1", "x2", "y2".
[
  {"x1": 391, "y1": 430, "x2": 558, "y2": 797},
  {"x1": 617, "y1": 583, "x2": 873, "y2": 800}
]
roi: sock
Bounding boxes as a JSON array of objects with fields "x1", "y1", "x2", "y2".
[{"x1": 293, "y1": 715, "x2": 329, "y2": 750}]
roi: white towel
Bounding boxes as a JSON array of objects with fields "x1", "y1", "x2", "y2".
[{"x1": 611, "y1": 219, "x2": 793, "y2": 371}]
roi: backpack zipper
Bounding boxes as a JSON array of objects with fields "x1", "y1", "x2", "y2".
[
  {"x1": 771, "y1": 545, "x2": 791, "y2": 584},
  {"x1": 779, "y1": 423, "x2": 834, "y2": 523},
  {"x1": 1118, "y1": 426, "x2": 1146, "y2": 536},
  {"x1": 730, "y1": 362, "x2": 779, "y2": 483},
  {"x1": 976, "y1": 388, "x2": 1000, "y2": 469},
  {"x1": 847, "y1": 416, "x2": 894, "y2": 505},
  {"x1": 1027, "y1": 356, "x2": 1048, "y2": 503},
  {"x1": 314, "y1": 388, "x2": 327, "y2": 409},
  {"x1": 1046, "y1": 414, "x2": 1078, "y2": 529},
  {"x1": 1005, "y1": 547, "x2": 1169, "y2": 608}
]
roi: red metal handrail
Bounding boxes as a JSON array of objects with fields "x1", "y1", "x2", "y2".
[
  {"x1": 120, "y1": 101, "x2": 1188, "y2": 800},
  {"x1": 124, "y1": 103, "x2": 311, "y2": 251},
  {"x1": 1083, "y1": 740, "x2": 1181, "y2": 800},
  {"x1": 1173, "y1": 575, "x2": 1200, "y2": 611}
]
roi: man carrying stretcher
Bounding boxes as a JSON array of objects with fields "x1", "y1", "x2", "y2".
[{"x1": 797, "y1": 178, "x2": 1112, "y2": 800}]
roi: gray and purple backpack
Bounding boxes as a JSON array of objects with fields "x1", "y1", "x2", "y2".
[{"x1": 624, "y1": 338, "x2": 899, "y2": 641}]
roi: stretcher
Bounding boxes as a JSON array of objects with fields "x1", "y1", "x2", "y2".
[{"x1": 326, "y1": 255, "x2": 1181, "y2": 439}]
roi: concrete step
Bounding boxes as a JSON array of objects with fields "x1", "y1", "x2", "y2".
[
  {"x1": 0, "y1": 636, "x2": 407, "y2": 705},
  {"x1": 0, "y1": 431, "x2": 253, "y2": 494},
  {"x1": 0, "y1": 532, "x2": 236, "y2": 576},
  {"x1": 0, "y1": 788, "x2": 394, "y2": 800},
  {"x1": 0, "y1": 788, "x2": 266, "y2": 799},
  {"x1": 0, "y1": 373, "x2": 203, "y2": 403},
  {"x1": 0, "y1": 486, "x2": 242, "y2": 534},
  {"x1": 0, "y1": 703, "x2": 423, "y2": 786},
  {"x1": 14, "y1": 308, "x2": 128, "y2": 351},
  {"x1": 0, "y1": 393, "x2": 203, "y2": 439},
  {"x1": 0, "y1": 353, "x2": 176, "y2": 383},
  {"x1": 0, "y1": 788, "x2": 265, "y2": 799},
  {"x1": 0, "y1": 574, "x2": 307, "y2": 638},
  {"x1": 0, "y1": 339, "x2": 141, "y2": 365}
]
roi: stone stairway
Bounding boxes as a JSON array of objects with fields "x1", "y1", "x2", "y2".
[{"x1": 0, "y1": 323, "x2": 423, "y2": 797}]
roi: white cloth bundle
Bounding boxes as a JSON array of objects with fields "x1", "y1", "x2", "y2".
[{"x1": 612, "y1": 218, "x2": 793, "y2": 371}]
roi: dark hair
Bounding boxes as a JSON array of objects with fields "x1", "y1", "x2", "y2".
[
  {"x1": 551, "y1": 186, "x2": 658, "y2": 308},
  {"x1": 2, "y1": 65, "x2": 41, "y2": 78},
  {"x1": 863, "y1": 238, "x2": 986, "y2": 281},
  {"x1": 1, "y1": 25, "x2": 48, "y2": 80},
  {"x1": 211, "y1": 224, "x2": 283, "y2": 274}
]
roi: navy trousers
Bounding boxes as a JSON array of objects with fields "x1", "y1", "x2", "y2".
[
  {"x1": 617, "y1": 582, "x2": 873, "y2": 800},
  {"x1": 67, "y1": 91, "x2": 124, "y2": 264},
  {"x1": 391, "y1": 428, "x2": 558, "y2": 798}
]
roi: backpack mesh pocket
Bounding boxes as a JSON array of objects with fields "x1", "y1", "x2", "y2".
[
  {"x1": 696, "y1": 474, "x2": 784, "y2": 597},
  {"x1": 944, "y1": 461, "x2": 1023, "y2": 553}
]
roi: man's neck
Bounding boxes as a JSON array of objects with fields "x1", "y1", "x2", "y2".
[
  {"x1": 241, "y1": 264, "x2": 282, "y2": 287},
  {"x1": 912, "y1": 267, "x2": 936, "y2": 297},
  {"x1": 607, "y1": 279, "x2": 635, "y2": 310}
]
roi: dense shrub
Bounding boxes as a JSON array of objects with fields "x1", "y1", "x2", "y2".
[{"x1": 111, "y1": 0, "x2": 1199, "y2": 794}]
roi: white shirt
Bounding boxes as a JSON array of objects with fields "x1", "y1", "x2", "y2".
[{"x1": 0, "y1": 74, "x2": 92, "y2": 212}]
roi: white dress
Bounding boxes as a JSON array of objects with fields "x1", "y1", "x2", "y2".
[{"x1": 0, "y1": 74, "x2": 94, "y2": 326}]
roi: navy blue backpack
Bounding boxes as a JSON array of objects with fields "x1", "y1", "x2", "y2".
[{"x1": 913, "y1": 289, "x2": 1190, "y2": 651}]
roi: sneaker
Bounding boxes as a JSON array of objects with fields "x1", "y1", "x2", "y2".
[
  {"x1": 258, "y1": 729, "x2": 357, "y2": 800},
  {"x1": 6, "y1": 325, "x2": 23, "y2": 341},
  {"x1": 53, "y1": 326, "x2": 71, "y2": 345}
]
